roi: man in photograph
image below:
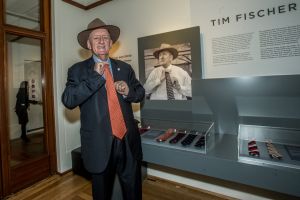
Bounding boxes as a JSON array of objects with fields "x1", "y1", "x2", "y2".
[{"x1": 144, "y1": 43, "x2": 192, "y2": 100}]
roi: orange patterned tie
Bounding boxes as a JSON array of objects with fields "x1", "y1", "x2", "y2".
[{"x1": 103, "y1": 63, "x2": 127, "y2": 139}]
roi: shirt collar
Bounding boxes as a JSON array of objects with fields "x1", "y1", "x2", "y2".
[
  {"x1": 93, "y1": 54, "x2": 111, "y2": 64},
  {"x1": 92, "y1": 55, "x2": 113, "y2": 73},
  {"x1": 164, "y1": 64, "x2": 172, "y2": 72}
]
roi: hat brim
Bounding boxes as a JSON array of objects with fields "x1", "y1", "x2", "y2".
[
  {"x1": 77, "y1": 25, "x2": 120, "y2": 49},
  {"x1": 153, "y1": 47, "x2": 178, "y2": 59}
]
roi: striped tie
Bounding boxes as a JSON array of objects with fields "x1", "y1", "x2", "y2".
[
  {"x1": 103, "y1": 64, "x2": 127, "y2": 139},
  {"x1": 165, "y1": 71, "x2": 175, "y2": 100}
]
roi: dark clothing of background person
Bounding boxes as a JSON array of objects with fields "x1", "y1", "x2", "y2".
[{"x1": 15, "y1": 81, "x2": 37, "y2": 142}]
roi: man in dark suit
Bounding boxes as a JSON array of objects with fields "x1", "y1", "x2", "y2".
[{"x1": 62, "y1": 18, "x2": 145, "y2": 200}]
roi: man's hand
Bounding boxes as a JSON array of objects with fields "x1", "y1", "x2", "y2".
[
  {"x1": 94, "y1": 62, "x2": 106, "y2": 75},
  {"x1": 114, "y1": 81, "x2": 129, "y2": 96},
  {"x1": 172, "y1": 77, "x2": 181, "y2": 91}
]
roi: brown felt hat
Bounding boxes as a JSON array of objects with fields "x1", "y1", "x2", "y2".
[
  {"x1": 77, "y1": 18, "x2": 120, "y2": 49},
  {"x1": 153, "y1": 43, "x2": 178, "y2": 59}
]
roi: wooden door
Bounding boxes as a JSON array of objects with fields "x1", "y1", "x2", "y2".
[{"x1": 0, "y1": 0, "x2": 56, "y2": 197}]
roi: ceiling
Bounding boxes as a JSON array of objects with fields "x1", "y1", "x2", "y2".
[
  {"x1": 62, "y1": 0, "x2": 111, "y2": 10},
  {"x1": 70, "y1": 0, "x2": 101, "y2": 6}
]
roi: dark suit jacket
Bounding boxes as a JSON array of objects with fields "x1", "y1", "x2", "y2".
[{"x1": 62, "y1": 57, "x2": 145, "y2": 173}]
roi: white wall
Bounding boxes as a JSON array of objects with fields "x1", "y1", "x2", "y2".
[
  {"x1": 52, "y1": 0, "x2": 298, "y2": 199},
  {"x1": 52, "y1": 0, "x2": 85, "y2": 173}
]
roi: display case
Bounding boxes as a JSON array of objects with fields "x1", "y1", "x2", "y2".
[
  {"x1": 141, "y1": 119, "x2": 214, "y2": 154},
  {"x1": 139, "y1": 75, "x2": 300, "y2": 197},
  {"x1": 238, "y1": 124, "x2": 300, "y2": 169}
]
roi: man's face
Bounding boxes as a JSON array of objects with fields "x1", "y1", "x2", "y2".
[
  {"x1": 87, "y1": 28, "x2": 112, "y2": 60},
  {"x1": 158, "y1": 50, "x2": 173, "y2": 68}
]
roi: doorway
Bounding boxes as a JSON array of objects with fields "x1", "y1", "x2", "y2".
[{"x1": 0, "y1": 0, "x2": 56, "y2": 198}]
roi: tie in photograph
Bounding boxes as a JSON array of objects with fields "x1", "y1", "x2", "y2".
[
  {"x1": 103, "y1": 64, "x2": 127, "y2": 139},
  {"x1": 165, "y1": 71, "x2": 175, "y2": 100}
]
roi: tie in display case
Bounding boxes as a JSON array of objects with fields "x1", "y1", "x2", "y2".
[
  {"x1": 140, "y1": 119, "x2": 215, "y2": 154},
  {"x1": 238, "y1": 124, "x2": 300, "y2": 170}
]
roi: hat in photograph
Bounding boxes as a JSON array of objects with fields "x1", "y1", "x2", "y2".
[
  {"x1": 77, "y1": 18, "x2": 120, "y2": 49},
  {"x1": 153, "y1": 43, "x2": 178, "y2": 59}
]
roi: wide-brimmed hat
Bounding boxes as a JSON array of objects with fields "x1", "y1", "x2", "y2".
[
  {"x1": 77, "y1": 18, "x2": 120, "y2": 49},
  {"x1": 153, "y1": 43, "x2": 178, "y2": 59}
]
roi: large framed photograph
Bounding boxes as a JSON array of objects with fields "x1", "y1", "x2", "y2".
[{"x1": 138, "y1": 26, "x2": 201, "y2": 101}]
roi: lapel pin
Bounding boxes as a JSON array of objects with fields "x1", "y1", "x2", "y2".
[{"x1": 117, "y1": 68, "x2": 120, "y2": 71}]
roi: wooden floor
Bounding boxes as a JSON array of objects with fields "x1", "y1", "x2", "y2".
[
  {"x1": 6, "y1": 172, "x2": 236, "y2": 200},
  {"x1": 10, "y1": 132, "x2": 45, "y2": 167}
]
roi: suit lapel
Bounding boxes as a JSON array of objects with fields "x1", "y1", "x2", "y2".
[
  {"x1": 110, "y1": 59, "x2": 120, "y2": 81},
  {"x1": 86, "y1": 57, "x2": 95, "y2": 73},
  {"x1": 85, "y1": 56, "x2": 108, "y2": 100},
  {"x1": 110, "y1": 59, "x2": 125, "y2": 104}
]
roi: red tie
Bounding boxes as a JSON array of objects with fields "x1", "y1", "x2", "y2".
[{"x1": 103, "y1": 64, "x2": 127, "y2": 139}]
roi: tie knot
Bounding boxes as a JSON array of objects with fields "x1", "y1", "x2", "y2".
[
  {"x1": 103, "y1": 63, "x2": 112, "y2": 77},
  {"x1": 102, "y1": 63, "x2": 109, "y2": 69},
  {"x1": 102, "y1": 63, "x2": 110, "y2": 75}
]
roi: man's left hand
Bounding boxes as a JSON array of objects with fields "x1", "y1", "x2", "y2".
[
  {"x1": 114, "y1": 81, "x2": 129, "y2": 95},
  {"x1": 172, "y1": 77, "x2": 181, "y2": 91}
]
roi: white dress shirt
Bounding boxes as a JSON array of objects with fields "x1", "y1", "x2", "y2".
[{"x1": 144, "y1": 64, "x2": 192, "y2": 100}]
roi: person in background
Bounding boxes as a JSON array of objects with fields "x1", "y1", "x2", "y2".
[
  {"x1": 62, "y1": 18, "x2": 145, "y2": 200},
  {"x1": 144, "y1": 43, "x2": 192, "y2": 100},
  {"x1": 15, "y1": 81, "x2": 38, "y2": 142}
]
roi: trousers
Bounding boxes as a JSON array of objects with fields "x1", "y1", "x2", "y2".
[{"x1": 91, "y1": 137, "x2": 142, "y2": 200}]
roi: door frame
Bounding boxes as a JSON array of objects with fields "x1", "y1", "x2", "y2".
[{"x1": 0, "y1": 0, "x2": 56, "y2": 197}]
